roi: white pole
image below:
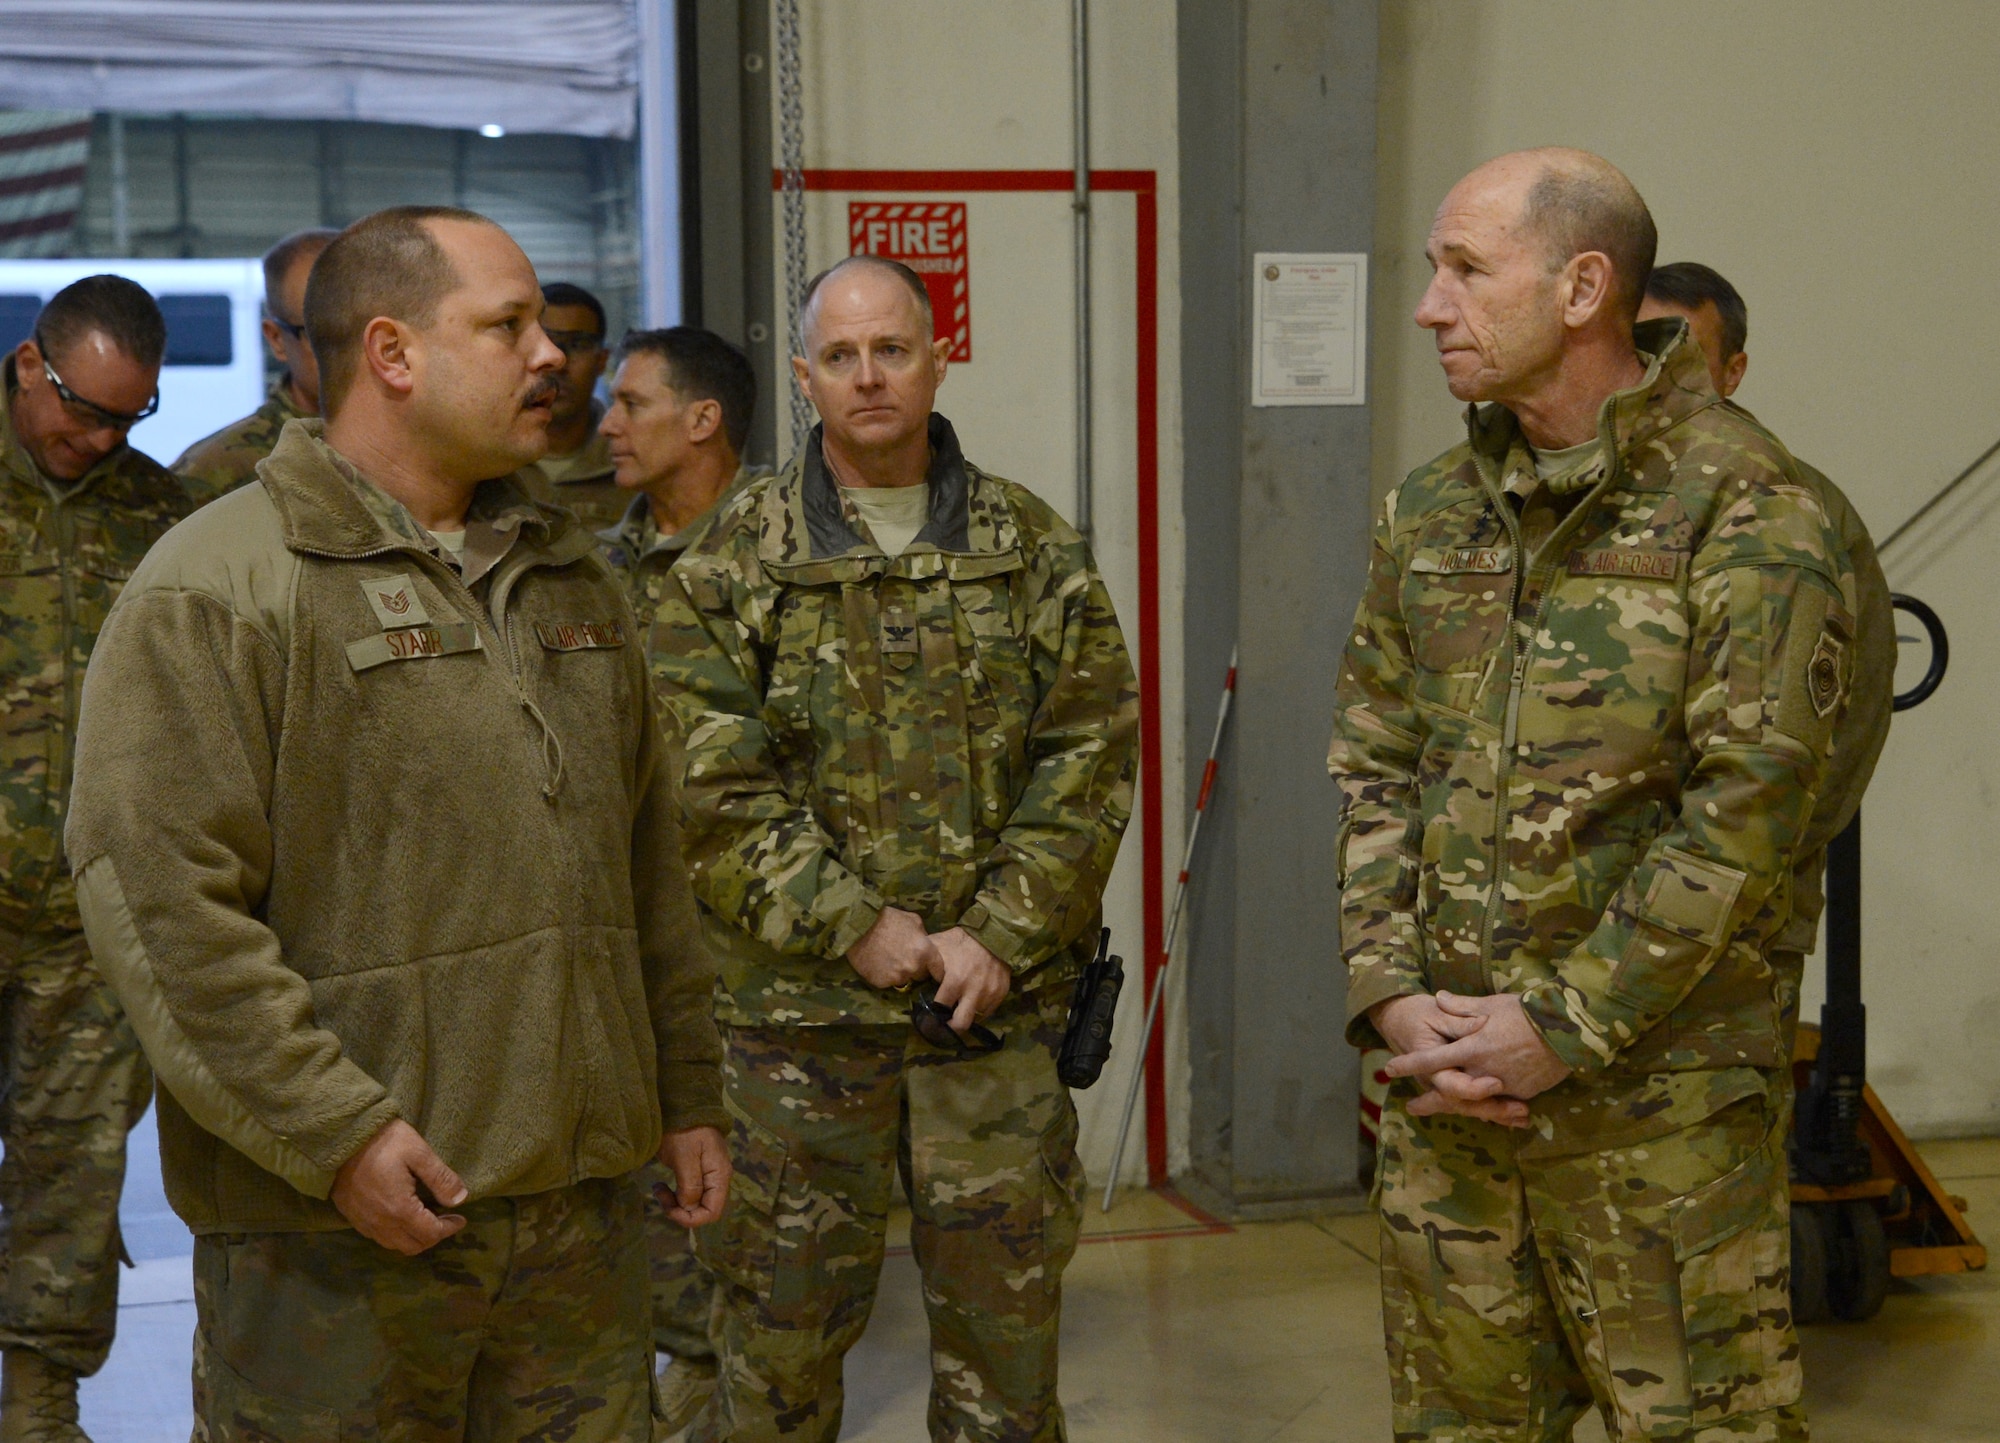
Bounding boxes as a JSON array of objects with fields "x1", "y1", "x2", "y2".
[{"x1": 636, "y1": 0, "x2": 680, "y2": 327}]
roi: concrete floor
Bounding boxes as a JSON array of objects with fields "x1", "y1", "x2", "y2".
[{"x1": 78, "y1": 1130, "x2": 2000, "y2": 1441}]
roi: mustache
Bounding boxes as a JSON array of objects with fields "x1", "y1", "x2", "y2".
[{"x1": 524, "y1": 377, "x2": 561, "y2": 408}]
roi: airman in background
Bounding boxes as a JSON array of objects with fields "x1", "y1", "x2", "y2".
[
  {"x1": 171, "y1": 228, "x2": 337, "y2": 503},
  {"x1": 0, "y1": 276, "x2": 190, "y2": 1443},
  {"x1": 518, "y1": 281, "x2": 625, "y2": 528},
  {"x1": 1335, "y1": 150, "x2": 1848, "y2": 1441},
  {"x1": 591, "y1": 323, "x2": 760, "y2": 1432},
  {"x1": 652, "y1": 256, "x2": 1138, "y2": 1443},
  {"x1": 1639, "y1": 261, "x2": 1895, "y2": 1030}
]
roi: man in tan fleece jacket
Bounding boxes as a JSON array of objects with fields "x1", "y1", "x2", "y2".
[{"x1": 63, "y1": 206, "x2": 728, "y2": 1442}]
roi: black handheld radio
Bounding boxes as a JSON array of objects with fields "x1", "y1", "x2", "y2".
[{"x1": 1057, "y1": 928, "x2": 1124, "y2": 1089}]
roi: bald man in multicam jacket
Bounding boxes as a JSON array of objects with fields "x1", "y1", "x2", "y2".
[
  {"x1": 1334, "y1": 150, "x2": 1856, "y2": 1443},
  {"x1": 651, "y1": 256, "x2": 1137, "y2": 1443}
]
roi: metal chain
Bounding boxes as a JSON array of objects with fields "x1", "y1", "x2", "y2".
[{"x1": 774, "y1": 0, "x2": 812, "y2": 454}]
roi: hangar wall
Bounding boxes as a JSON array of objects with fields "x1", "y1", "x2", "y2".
[{"x1": 1372, "y1": 1, "x2": 2000, "y2": 1136}]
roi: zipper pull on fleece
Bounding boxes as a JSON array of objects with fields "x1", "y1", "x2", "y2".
[{"x1": 519, "y1": 695, "x2": 567, "y2": 800}]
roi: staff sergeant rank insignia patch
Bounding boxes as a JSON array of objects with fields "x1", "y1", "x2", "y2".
[{"x1": 360, "y1": 574, "x2": 431, "y2": 629}]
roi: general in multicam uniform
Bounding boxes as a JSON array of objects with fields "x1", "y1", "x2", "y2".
[
  {"x1": 651, "y1": 256, "x2": 1137, "y2": 1443},
  {"x1": 1331, "y1": 150, "x2": 1860, "y2": 1442},
  {"x1": 0, "y1": 278, "x2": 191, "y2": 1443},
  {"x1": 171, "y1": 228, "x2": 337, "y2": 505}
]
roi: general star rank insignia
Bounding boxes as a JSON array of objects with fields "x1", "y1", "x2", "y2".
[
  {"x1": 360, "y1": 573, "x2": 431, "y2": 629},
  {"x1": 1809, "y1": 630, "x2": 1846, "y2": 719}
]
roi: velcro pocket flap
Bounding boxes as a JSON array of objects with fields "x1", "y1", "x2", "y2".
[
  {"x1": 1637, "y1": 847, "x2": 1745, "y2": 947},
  {"x1": 1669, "y1": 1125, "x2": 1775, "y2": 1262}
]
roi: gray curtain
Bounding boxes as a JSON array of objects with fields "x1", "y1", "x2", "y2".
[{"x1": 0, "y1": 2, "x2": 639, "y2": 138}]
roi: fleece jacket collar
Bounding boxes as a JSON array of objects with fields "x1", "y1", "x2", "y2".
[{"x1": 257, "y1": 418, "x2": 595, "y2": 569}]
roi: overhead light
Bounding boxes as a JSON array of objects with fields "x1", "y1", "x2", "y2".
[{"x1": 479, "y1": 124, "x2": 506, "y2": 139}]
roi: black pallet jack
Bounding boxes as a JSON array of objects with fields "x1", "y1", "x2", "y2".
[{"x1": 1787, "y1": 594, "x2": 1980, "y2": 1323}]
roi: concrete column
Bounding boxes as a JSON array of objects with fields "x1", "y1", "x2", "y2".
[{"x1": 1176, "y1": 0, "x2": 1378, "y2": 1216}]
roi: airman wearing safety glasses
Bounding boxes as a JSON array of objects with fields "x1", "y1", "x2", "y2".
[{"x1": 0, "y1": 275, "x2": 192, "y2": 1441}]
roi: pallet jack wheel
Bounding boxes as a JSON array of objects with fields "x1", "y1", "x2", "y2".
[
  {"x1": 1826, "y1": 1199, "x2": 1891, "y2": 1322},
  {"x1": 1790, "y1": 1203, "x2": 1830, "y2": 1325}
]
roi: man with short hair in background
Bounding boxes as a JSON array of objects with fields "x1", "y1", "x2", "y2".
[
  {"x1": 519, "y1": 280, "x2": 625, "y2": 528},
  {"x1": 65, "y1": 206, "x2": 728, "y2": 1442},
  {"x1": 0, "y1": 276, "x2": 191, "y2": 1443},
  {"x1": 593, "y1": 323, "x2": 760, "y2": 1433},
  {"x1": 173, "y1": 227, "x2": 338, "y2": 503},
  {"x1": 597, "y1": 325, "x2": 762, "y2": 606},
  {"x1": 654, "y1": 255, "x2": 1138, "y2": 1442},
  {"x1": 1336, "y1": 150, "x2": 1851, "y2": 1441},
  {"x1": 1638, "y1": 261, "x2": 1896, "y2": 1038}
]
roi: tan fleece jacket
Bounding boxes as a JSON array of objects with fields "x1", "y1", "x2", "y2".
[{"x1": 64, "y1": 419, "x2": 724, "y2": 1234}]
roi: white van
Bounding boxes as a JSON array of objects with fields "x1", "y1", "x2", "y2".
[{"x1": 0, "y1": 258, "x2": 267, "y2": 468}]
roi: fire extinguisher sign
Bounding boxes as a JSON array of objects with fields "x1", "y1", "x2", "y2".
[{"x1": 847, "y1": 201, "x2": 971, "y2": 362}]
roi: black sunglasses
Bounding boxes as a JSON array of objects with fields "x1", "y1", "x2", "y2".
[
  {"x1": 33, "y1": 330, "x2": 159, "y2": 431},
  {"x1": 910, "y1": 989, "x2": 1003, "y2": 1055},
  {"x1": 266, "y1": 310, "x2": 308, "y2": 342}
]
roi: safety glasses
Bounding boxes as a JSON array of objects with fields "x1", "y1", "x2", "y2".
[
  {"x1": 34, "y1": 331, "x2": 158, "y2": 432},
  {"x1": 544, "y1": 327, "x2": 606, "y2": 358},
  {"x1": 910, "y1": 989, "x2": 1003, "y2": 1055}
]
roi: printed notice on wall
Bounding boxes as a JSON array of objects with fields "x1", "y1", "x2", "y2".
[{"x1": 1251, "y1": 252, "x2": 1367, "y2": 406}]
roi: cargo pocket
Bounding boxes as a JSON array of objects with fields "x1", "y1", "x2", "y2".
[
  {"x1": 695, "y1": 1107, "x2": 824, "y2": 1327},
  {"x1": 202, "y1": 1353, "x2": 342, "y2": 1443},
  {"x1": 1670, "y1": 1128, "x2": 1800, "y2": 1426},
  {"x1": 1039, "y1": 1097, "x2": 1086, "y2": 1294}
]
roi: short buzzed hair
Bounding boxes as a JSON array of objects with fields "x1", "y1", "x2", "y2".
[
  {"x1": 305, "y1": 205, "x2": 498, "y2": 416},
  {"x1": 262, "y1": 228, "x2": 338, "y2": 308},
  {"x1": 798, "y1": 255, "x2": 933, "y2": 348},
  {"x1": 1520, "y1": 152, "x2": 1658, "y2": 323},
  {"x1": 1645, "y1": 262, "x2": 1749, "y2": 360},
  {"x1": 35, "y1": 275, "x2": 166, "y2": 370},
  {"x1": 618, "y1": 326, "x2": 757, "y2": 452},
  {"x1": 541, "y1": 281, "x2": 606, "y2": 339}
]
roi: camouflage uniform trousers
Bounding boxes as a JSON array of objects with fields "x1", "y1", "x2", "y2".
[
  {"x1": 191, "y1": 1174, "x2": 658, "y2": 1443},
  {"x1": 643, "y1": 1159, "x2": 718, "y2": 1360},
  {"x1": 691, "y1": 987, "x2": 1084, "y2": 1443},
  {"x1": 0, "y1": 883, "x2": 152, "y2": 1377},
  {"x1": 1375, "y1": 1070, "x2": 1807, "y2": 1443}
]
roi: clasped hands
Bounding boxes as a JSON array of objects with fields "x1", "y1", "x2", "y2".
[
  {"x1": 846, "y1": 904, "x2": 1010, "y2": 1033},
  {"x1": 333, "y1": 1118, "x2": 732, "y2": 1257},
  {"x1": 1369, "y1": 991, "x2": 1572, "y2": 1128}
]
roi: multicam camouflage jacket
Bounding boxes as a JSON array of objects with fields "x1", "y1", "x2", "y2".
[
  {"x1": 1331, "y1": 320, "x2": 1855, "y2": 1081},
  {"x1": 1, "y1": 362, "x2": 191, "y2": 924},
  {"x1": 171, "y1": 374, "x2": 310, "y2": 505},
  {"x1": 650, "y1": 415, "x2": 1138, "y2": 1027},
  {"x1": 594, "y1": 467, "x2": 763, "y2": 625}
]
